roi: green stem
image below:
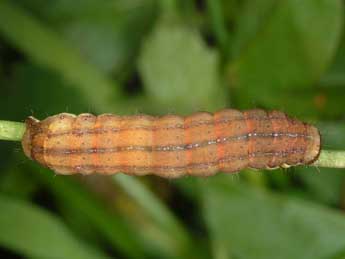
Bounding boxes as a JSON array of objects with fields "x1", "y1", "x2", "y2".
[
  {"x1": 312, "y1": 150, "x2": 345, "y2": 168},
  {"x1": 0, "y1": 120, "x2": 26, "y2": 141},
  {"x1": 1, "y1": 120, "x2": 345, "y2": 169}
]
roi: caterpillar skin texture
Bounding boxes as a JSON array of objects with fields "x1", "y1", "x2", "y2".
[{"x1": 22, "y1": 109, "x2": 321, "y2": 178}]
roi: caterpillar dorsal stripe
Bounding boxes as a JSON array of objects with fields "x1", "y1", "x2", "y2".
[{"x1": 21, "y1": 109, "x2": 321, "y2": 178}]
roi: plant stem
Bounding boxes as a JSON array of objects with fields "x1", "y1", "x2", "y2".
[
  {"x1": 312, "y1": 150, "x2": 345, "y2": 168},
  {"x1": 1, "y1": 120, "x2": 345, "y2": 169},
  {"x1": 0, "y1": 120, "x2": 25, "y2": 142}
]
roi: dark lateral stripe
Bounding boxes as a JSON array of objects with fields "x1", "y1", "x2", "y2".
[
  {"x1": 45, "y1": 149, "x2": 306, "y2": 172},
  {"x1": 33, "y1": 132, "x2": 312, "y2": 156},
  {"x1": 46, "y1": 116, "x2": 291, "y2": 138}
]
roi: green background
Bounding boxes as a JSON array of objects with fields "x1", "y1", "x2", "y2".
[{"x1": 0, "y1": 0, "x2": 345, "y2": 258}]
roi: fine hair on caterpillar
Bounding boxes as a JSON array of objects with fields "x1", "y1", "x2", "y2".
[{"x1": 21, "y1": 109, "x2": 321, "y2": 178}]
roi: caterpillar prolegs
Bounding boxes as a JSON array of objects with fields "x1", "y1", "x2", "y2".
[{"x1": 22, "y1": 109, "x2": 321, "y2": 178}]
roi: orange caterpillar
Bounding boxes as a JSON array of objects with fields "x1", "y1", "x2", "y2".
[{"x1": 21, "y1": 109, "x2": 321, "y2": 178}]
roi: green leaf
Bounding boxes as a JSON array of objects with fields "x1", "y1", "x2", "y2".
[
  {"x1": 44, "y1": 0, "x2": 158, "y2": 75},
  {"x1": 29, "y1": 164, "x2": 147, "y2": 258},
  {"x1": 139, "y1": 15, "x2": 228, "y2": 114},
  {"x1": 0, "y1": 194, "x2": 107, "y2": 259},
  {"x1": 113, "y1": 174, "x2": 206, "y2": 259},
  {"x1": 8, "y1": 63, "x2": 88, "y2": 118},
  {"x1": 229, "y1": 0, "x2": 343, "y2": 114},
  {"x1": 320, "y1": 34, "x2": 345, "y2": 87},
  {"x1": 206, "y1": 0, "x2": 228, "y2": 54},
  {"x1": 203, "y1": 177, "x2": 345, "y2": 259},
  {"x1": 0, "y1": 166, "x2": 38, "y2": 200},
  {"x1": 0, "y1": 1, "x2": 123, "y2": 112}
]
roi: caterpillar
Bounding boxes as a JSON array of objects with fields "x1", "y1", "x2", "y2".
[{"x1": 21, "y1": 109, "x2": 321, "y2": 178}]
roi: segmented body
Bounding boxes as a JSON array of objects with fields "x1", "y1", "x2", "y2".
[{"x1": 21, "y1": 109, "x2": 321, "y2": 178}]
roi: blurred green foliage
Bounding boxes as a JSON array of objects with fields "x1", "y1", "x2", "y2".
[{"x1": 0, "y1": 0, "x2": 345, "y2": 258}]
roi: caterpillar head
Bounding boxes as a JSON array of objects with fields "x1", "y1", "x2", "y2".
[{"x1": 21, "y1": 116, "x2": 40, "y2": 160}]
